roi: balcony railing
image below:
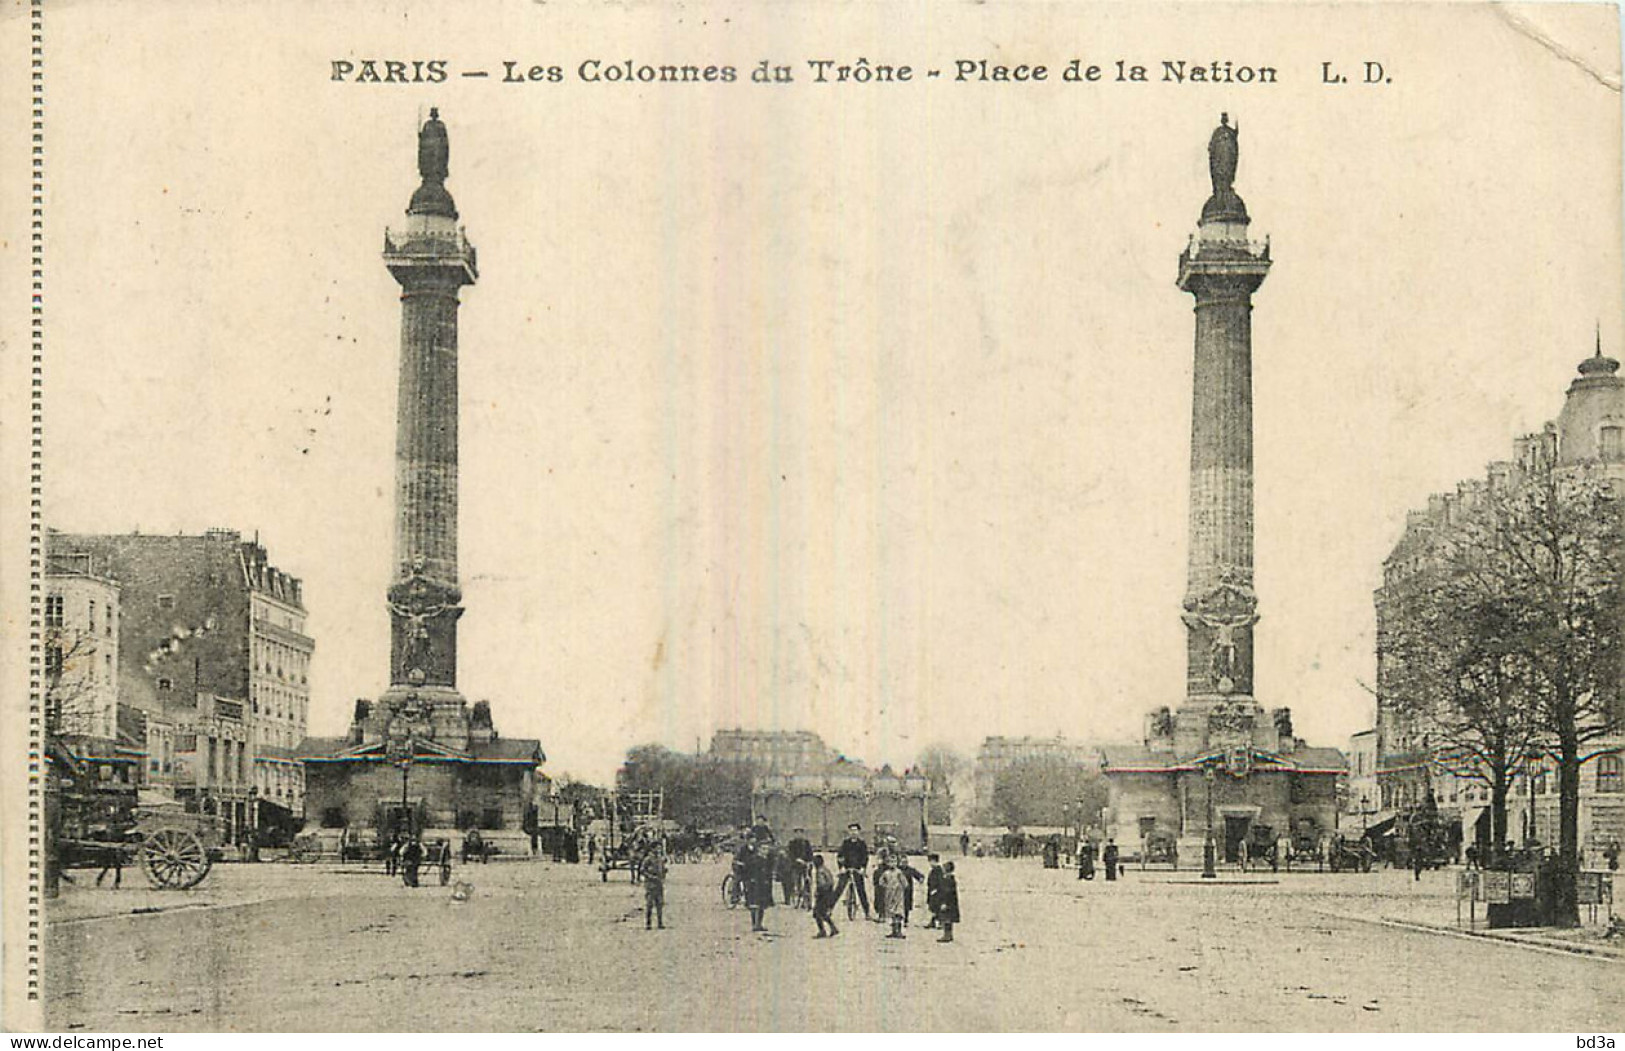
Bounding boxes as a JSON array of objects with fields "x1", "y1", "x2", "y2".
[
  {"x1": 384, "y1": 227, "x2": 478, "y2": 272},
  {"x1": 1182, "y1": 233, "x2": 1271, "y2": 262}
]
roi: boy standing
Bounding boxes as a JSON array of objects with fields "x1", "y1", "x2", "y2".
[
  {"x1": 937, "y1": 861, "x2": 960, "y2": 943},
  {"x1": 811, "y1": 854, "x2": 839, "y2": 938},
  {"x1": 641, "y1": 846, "x2": 668, "y2": 930}
]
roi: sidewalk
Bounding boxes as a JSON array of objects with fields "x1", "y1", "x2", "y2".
[{"x1": 1312, "y1": 866, "x2": 1624, "y2": 962}]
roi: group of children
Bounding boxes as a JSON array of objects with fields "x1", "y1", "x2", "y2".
[
  {"x1": 810, "y1": 850, "x2": 960, "y2": 943},
  {"x1": 634, "y1": 829, "x2": 963, "y2": 945}
]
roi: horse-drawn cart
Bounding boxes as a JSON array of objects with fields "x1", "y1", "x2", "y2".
[{"x1": 49, "y1": 745, "x2": 222, "y2": 890}]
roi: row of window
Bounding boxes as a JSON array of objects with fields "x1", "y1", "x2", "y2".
[
  {"x1": 253, "y1": 636, "x2": 310, "y2": 685},
  {"x1": 250, "y1": 680, "x2": 308, "y2": 726},
  {"x1": 1390, "y1": 754, "x2": 1625, "y2": 807}
]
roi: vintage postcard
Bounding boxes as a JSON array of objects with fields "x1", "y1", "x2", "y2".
[{"x1": 1, "y1": 0, "x2": 1622, "y2": 1035}]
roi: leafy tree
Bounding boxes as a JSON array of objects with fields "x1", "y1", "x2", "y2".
[
  {"x1": 616, "y1": 743, "x2": 755, "y2": 830},
  {"x1": 990, "y1": 757, "x2": 1108, "y2": 831},
  {"x1": 1415, "y1": 456, "x2": 1623, "y2": 925}
]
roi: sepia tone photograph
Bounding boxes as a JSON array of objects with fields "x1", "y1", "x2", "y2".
[{"x1": 2, "y1": 0, "x2": 1624, "y2": 1035}]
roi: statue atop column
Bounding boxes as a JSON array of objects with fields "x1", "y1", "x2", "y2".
[
  {"x1": 1209, "y1": 113, "x2": 1238, "y2": 196},
  {"x1": 1200, "y1": 113, "x2": 1249, "y2": 225}
]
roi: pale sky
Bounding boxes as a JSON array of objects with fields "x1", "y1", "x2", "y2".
[{"x1": 41, "y1": 2, "x2": 1623, "y2": 783}]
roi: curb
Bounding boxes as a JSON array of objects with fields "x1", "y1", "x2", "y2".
[{"x1": 1323, "y1": 910, "x2": 1625, "y2": 963}]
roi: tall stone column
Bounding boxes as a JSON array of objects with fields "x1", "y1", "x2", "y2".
[
  {"x1": 383, "y1": 109, "x2": 478, "y2": 693},
  {"x1": 1176, "y1": 114, "x2": 1270, "y2": 703}
]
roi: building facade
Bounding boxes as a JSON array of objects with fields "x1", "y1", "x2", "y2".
[
  {"x1": 44, "y1": 553, "x2": 135, "y2": 782},
  {"x1": 753, "y1": 759, "x2": 931, "y2": 850},
  {"x1": 971, "y1": 735, "x2": 1096, "y2": 823},
  {"x1": 708, "y1": 729, "x2": 835, "y2": 774},
  {"x1": 298, "y1": 110, "x2": 543, "y2": 851},
  {"x1": 1372, "y1": 349, "x2": 1625, "y2": 865},
  {"x1": 49, "y1": 528, "x2": 314, "y2": 838},
  {"x1": 1101, "y1": 117, "x2": 1344, "y2": 862}
]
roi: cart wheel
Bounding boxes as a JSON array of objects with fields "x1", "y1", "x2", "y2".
[{"x1": 141, "y1": 828, "x2": 212, "y2": 889}]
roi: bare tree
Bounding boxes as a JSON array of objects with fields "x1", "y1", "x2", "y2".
[
  {"x1": 44, "y1": 625, "x2": 113, "y2": 742},
  {"x1": 916, "y1": 744, "x2": 966, "y2": 825},
  {"x1": 1378, "y1": 560, "x2": 1543, "y2": 865}
]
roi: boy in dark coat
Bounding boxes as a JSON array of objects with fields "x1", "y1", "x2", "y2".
[
  {"x1": 936, "y1": 861, "x2": 960, "y2": 943},
  {"x1": 925, "y1": 854, "x2": 944, "y2": 928},
  {"x1": 745, "y1": 842, "x2": 776, "y2": 932},
  {"x1": 812, "y1": 854, "x2": 839, "y2": 937}
]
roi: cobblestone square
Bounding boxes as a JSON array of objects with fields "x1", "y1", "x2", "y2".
[{"x1": 45, "y1": 858, "x2": 1625, "y2": 1032}]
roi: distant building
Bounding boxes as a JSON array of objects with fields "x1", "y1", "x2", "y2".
[
  {"x1": 753, "y1": 758, "x2": 930, "y2": 849},
  {"x1": 1372, "y1": 348, "x2": 1625, "y2": 864},
  {"x1": 49, "y1": 527, "x2": 314, "y2": 839},
  {"x1": 708, "y1": 729, "x2": 835, "y2": 774},
  {"x1": 45, "y1": 553, "x2": 120, "y2": 742},
  {"x1": 1343, "y1": 728, "x2": 1379, "y2": 835},
  {"x1": 972, "y1": 735, "x2": 1096, "y2": 822}
]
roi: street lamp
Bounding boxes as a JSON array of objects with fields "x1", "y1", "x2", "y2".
[
  {"x1": 1524, "y1": 746, "x2": 1543, "y2": 852},
  {"x1": 1202, "y1": 763, "x2": 1218, "y2": 879}
]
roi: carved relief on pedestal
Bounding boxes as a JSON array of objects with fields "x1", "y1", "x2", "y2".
[
  {"x1": 386, "y1": 552, "x2": 462, "y2": 687},
  {"x1": 1181, "y1": 563, "x2": 1259, "y2": 695}
]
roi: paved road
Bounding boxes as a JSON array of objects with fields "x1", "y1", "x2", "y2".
[{"x1": 45, "y1": 858, "x2": 1624, "y2": 1032}]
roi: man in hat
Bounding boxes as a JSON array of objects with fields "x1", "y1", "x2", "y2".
[{"x1": 831, "y1": 822, "x2": 872, "y2": 920}]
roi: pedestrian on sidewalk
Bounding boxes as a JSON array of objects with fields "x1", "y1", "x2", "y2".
[
  {"x1": 812, "y1": 854, "x2": 839, "y2": 938},
  {"x1": 640, "y1": 846, "x2": 667, "y2": 929},
  {"x1": 936, "y1": 861, "x2": 960, "y2": 943},
  {"x1": 1103, "y1": 839, "x2": 1119, "y2": 882}
]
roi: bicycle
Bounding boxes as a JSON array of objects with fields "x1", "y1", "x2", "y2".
[
  {"x1": 721, "y1": 870, "x2": 744, "y2": 909},
  {"x1": 843, "y1": 872, "x2": 860, "y2": 921},
  {"x1": 792, "y1": 861, "x2": 813, "y2": 910}
]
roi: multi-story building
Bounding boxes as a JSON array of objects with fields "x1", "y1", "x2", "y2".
[
  {"x1": 1343, "y1": 728, "x2": 1380, "y2": 835},
  {"x1": 708, "y1": 729, "x2": 835, "y2": 774},
  {"x1": 1372, "y1": 347, "x2": 1625, "y2": 864},
  {"x1": 972, "y1": 735, "x2": 1096, "y2": 822},
  {"x1": 44, "y1": 552, "x2": 134, "y2": 781},
  {"x1": 48, "y1": 528, "x2": 314, "y2": 839}
]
